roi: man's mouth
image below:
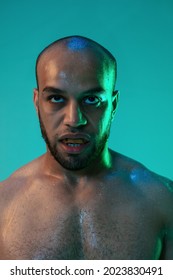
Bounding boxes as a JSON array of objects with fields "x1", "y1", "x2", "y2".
[
  {"x1": 61, "y1": 138, "x2": 88, "y2": 147},
  {"x1": 59, "y1": 136, "x2": 90, "y2": 153}
]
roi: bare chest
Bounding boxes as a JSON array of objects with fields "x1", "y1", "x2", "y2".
[{"x1": 1, "y1": 190, "x2": 163, "y2": 260}]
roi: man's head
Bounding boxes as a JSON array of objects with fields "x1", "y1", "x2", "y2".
[{"x1": 34, "y1": 35, "x2": 118, "y2": 171}]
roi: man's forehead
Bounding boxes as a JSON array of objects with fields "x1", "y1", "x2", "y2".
[
  {"x1": 39, "y1": 42, "x2": 104, "y2": 66},
  {"x1": 37, "y1": 47, "x2": 107, "y2": 81},
  {"x1": 36, "y1": 36, "x2": 117, "y2": 90}
]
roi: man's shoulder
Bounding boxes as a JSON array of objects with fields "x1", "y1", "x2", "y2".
[
  {"x1": 111, "y1": 150, "x2": 173, "y2": 224},
  {"x1": 9, "y1": 155, "x2": 44, "y2": 179},
  {"x1": 111, "y1": 150, "x2": 173, "y2": 194},
  {"x1": 0, "y1": 155, "x2": 44, "y2": 201}
]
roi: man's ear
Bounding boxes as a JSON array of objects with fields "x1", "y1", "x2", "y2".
[
  {"x1": 112, "y1": 90, "x2": 119, "y2": 113},
  {"x1": 33, "y1": 88, "x2": 39, "y2": 113}
]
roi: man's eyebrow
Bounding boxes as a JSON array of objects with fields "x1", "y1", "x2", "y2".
[
  {"x1": 42, "y1": 86, "x2": 105, "y2": 95},
  {"x1": 82, "y1": 87, "x2": 105, "y2": 94},
  {"x1": 42, "y1": 87, "x2": 64, "y2": 94}
]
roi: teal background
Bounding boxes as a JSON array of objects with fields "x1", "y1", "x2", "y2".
[{"x1": 0, "y1": 0, "x2": 173, "y2": 181}]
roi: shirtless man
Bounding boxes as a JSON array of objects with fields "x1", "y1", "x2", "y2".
[{"x1": 0, "y1": 35, "x2": 173, "y2": 260}]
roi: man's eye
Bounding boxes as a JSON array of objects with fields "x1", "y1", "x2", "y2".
[
  {"x1": 48, "y1": 96, "x2": 65, "y2": 103},
  {"x1": 84, "y1": 96, "x2": 100, "y2": 105}
]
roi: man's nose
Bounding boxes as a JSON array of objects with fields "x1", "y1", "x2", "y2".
[{"x1": 64, "y1": 101, "x2": 87, "y2": 127}]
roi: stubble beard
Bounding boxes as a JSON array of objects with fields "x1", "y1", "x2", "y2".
[{"x1": 38, "y1": 110, "x2": 111, "y2": 171}]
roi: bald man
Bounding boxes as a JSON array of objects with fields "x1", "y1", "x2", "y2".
[{"x1": 0, "y1": 36, "x2": 173, "y2": 260}]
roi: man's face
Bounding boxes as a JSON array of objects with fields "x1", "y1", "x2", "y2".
[{"x1": 34, "y1": 47, "x2": 116, "y2": 171}]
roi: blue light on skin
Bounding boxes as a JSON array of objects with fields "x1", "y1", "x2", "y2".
[
  {"x1": 130, "y1": 168, "x2": 173, "y2": 192},
  {"x1": 67, "y1": 38, "x2": 89, "y2": 51},
  {"x1": 130, "y1": 168, "x2": 152, "y2": 185}
]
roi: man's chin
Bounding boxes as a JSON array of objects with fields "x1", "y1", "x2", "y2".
[
  {"x1": 52, "y1": 153, "x2": 91, "y2": 171},
  {"x1": 48, "y1": 143, "x2": 96, "y2": 171}
]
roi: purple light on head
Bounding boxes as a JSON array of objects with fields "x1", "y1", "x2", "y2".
[{"x1": 67, "y1": 38, "x2": 88, "y2": 51}]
